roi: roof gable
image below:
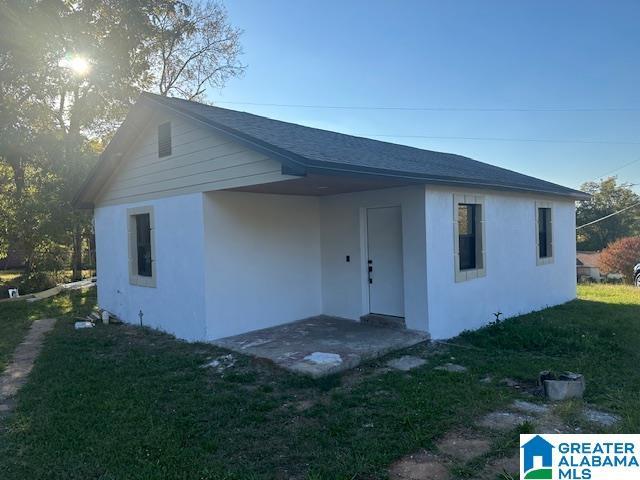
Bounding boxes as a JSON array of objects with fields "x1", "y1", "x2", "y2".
[{"x1": 86, "y1": 108, "x2": 291, "y2": 207}]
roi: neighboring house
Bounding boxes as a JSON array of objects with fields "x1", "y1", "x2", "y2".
[
  {"x1": 75, "y1": 93, "x2": 589, "y2": 341},
  {"x1": 576, "y1": 251, "x2": 602, "y2": 282}
]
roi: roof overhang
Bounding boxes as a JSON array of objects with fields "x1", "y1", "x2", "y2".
[
  {"x1": 230, "y1": 167, "x2": 590, "y2": 200},
  {"x1": 74, "y1": 93, "x2": 591, "y2": 208}
]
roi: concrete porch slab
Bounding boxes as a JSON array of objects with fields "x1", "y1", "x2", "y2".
[{"x1": 212, "y1": 315, "x2": 429, "y2": 377}]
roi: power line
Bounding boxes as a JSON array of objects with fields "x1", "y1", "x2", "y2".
[
  {"x1": 352, "y1": 133, "x2": 640, "y2": 146},
  {"x1": 593, "y1": 157, "x2": 640, "y2": 180},
  {"x1": 576, "y1": 201, "x2": 640, "y2": 230},
  {"x1": 216, "y1": 100, "x2": 640, "y2": 181},
  {"x1": 215, "y1": 100, "x2": 640, "y2": 113}
]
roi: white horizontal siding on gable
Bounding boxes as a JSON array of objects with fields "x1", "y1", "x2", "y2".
[{"x1": 97, "y1": 113, "x2": 292, "y2": 206}]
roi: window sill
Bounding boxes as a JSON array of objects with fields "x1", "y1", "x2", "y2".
[
  {"x1": 129, "y1": 275, "x2": 156, "y2": 288},
  {"x1": 455, "y1": 268, "x2": 486, "y2": 283}
]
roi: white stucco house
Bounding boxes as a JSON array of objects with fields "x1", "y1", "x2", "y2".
[{"x1": 75, "y1": 93, "x2": 588, "y2": 342}]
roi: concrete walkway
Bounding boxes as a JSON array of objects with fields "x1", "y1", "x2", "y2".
[
  {"x1": 0, "y1": 318, "x2": 57, "y2": 415},
  {"x1": 213, "y1": 315, "x2": 429, "y2": 377}
]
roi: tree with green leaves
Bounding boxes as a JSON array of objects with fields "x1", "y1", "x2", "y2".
[
  {"x1": 576, "y1": 177, "x2": 640, "y2": 251},
  {"x1": 0, "y1": 0, "x2": 244, "y2": 284}
]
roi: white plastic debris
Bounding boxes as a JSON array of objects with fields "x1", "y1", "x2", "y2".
[
  {"x1": 101, "y1": 311, "x2": 110, "y2": 324},
  {"x1": 74, "y1": 321, "x2": 94, "y2": 329},
  {"x1": 202, "y1": 353, "x2": 236, "y2": 371},
  {"x1": 7, "y1": 288, "x2": 19, "y2": 298},
  {"x1": 303, "y1": 352, "x2": 342, "y2": 365}
]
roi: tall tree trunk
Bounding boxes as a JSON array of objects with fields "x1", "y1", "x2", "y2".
[
  {"x1": 71, "y1": 221, "x2": 83, "y2": 281},
  {"x1": 4, "y1": 154, "x2": 27, "y2": 270},
  {"x1": 64, "y1": 99, "x2": 85, "y2": 283}
]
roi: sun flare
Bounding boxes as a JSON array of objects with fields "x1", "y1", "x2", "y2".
[{"x1": 59, "y1": 55, "x2": 91, "y2": 76}]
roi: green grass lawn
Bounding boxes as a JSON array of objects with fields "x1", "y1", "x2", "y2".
[
  {"x1": 0, "y1": 289, "x2": 96, "y2": 374},
  {"x1": 0, "y1": 270, "x2": 22, "y2": 284},
  {"x1": 0, "y1": 285, "x2": 638, "y2": 479}
]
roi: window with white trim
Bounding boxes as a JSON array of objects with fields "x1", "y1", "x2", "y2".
[
  {"x1": 454, "y1": 194, "x2": 486, "y2": 282},
  {"x1": 536, "y1": 201, "x2": 553, "y2": 265},
  {"x1": 128, "y1": 206, "x2": 156, "y2": 287}
]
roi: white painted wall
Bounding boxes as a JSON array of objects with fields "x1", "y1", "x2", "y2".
[
  {"x1": 202, "y1": 191, "x2": 322, "y2": 339},
  {"x1": 94, "y1": 192, "x2": 207, "y2": 341},
  {"x1": 94, "y1": 180, "x2": 576, "y2": 343},
  {"x1": 319, "y1": 186, "x2": 429, "y2": 332},
  {"x1": 425, "y1": 186, "x2": 577, "y2": 339}
]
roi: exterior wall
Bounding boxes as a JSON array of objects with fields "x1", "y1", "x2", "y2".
[
  {"x1": 425, "y1": 186, "x2": 577, "y2": 339},
  {"x1": 319, "y1": 186, "x2": 429, "y2": 332},
  {"x1": 94, "y1": 192, "x2": 207, "y2": 341},
  {"x1": 202, "y1": 191, "x2": 322, "y2": 340},
  {"x1": 94, "y1": 180, "x2": 577, "y2": 343},
  {"x1": 96, "y1": 111, "x2": 293, "y2": 206}
]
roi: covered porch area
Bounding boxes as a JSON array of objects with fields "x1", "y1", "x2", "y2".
[{"x1": 201, "y1": 173, "x2": 430, "y2": 341}]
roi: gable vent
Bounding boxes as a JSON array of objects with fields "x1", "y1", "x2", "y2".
[{"x1": 158, "y1": 122, "x2": 172, "y2": 158}]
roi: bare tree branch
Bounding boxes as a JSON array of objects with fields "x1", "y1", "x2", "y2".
[{"x1": 149, "y1": 0, "x2": 244, "y2": 101}]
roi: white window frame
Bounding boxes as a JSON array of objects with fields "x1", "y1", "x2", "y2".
[
  {"x1": 535, "y1": 201, "x2": 554, "y2": 266},
  {"x1": 453, "y1": 194, "x2": 486, "y2": 282},
  {"x1": 127, "y1": 206, "x2": 157, "y2": 287}
]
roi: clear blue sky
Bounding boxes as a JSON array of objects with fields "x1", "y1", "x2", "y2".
[{"x1": 207, "y1": 0, "x2": 640, "y2": 191}]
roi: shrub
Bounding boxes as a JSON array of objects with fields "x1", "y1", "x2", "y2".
[
  {"x1": 16, "y1": 271, "x2": 61, "y2": 294},
  {"x1": 29, "y1": 241, "x2": 70, "y2": 273},
  {"x1": 600, "y1": 236, "x2": 640, "y2": 282}
]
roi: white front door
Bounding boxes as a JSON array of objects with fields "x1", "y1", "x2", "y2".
[{"x1": 367, "y1": 206, "x2": 405, "y2": 317}]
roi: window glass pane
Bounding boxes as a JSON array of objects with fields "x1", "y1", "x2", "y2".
[
  {"x1": 458, "y1": 204, "x2": 473, "y2": 235},
  {"x1": 135, "y1": 213, "x2": 152, "y2": 277},
  {"x1": 458, "y1": 204, "x2": 477, "y2": 270},
  {"x1": 459, "y1": 237, "x2": 476, "y2": 270},
  {"x1": 538, "y1": 207, "x2": 550, "y2": 258},
  {"x1": 545, "y1": 209, "x2": 552, "y2": 258}
]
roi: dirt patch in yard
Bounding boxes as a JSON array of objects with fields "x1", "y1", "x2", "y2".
[
  {"x1": 476, "y1": 411, "x2": 535, "y2": 430},
  {"x1": 436, "y1": 430, "x2": 492, "y2": 462},
  {"x1": 389, "y1": 450, "x2": 451, "y2": 480},
  {"x1": 0, "y1": 318, "x2": 57, "y2": 418}
]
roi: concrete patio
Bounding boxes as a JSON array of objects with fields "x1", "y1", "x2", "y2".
[{"x1": 212, "y1": 315, "x2": 429, "y2": 377}]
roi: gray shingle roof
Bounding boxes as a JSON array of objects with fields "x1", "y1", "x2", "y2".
[{"x1": 143, "y1": 93, "x2": 587, "y2": 200}]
